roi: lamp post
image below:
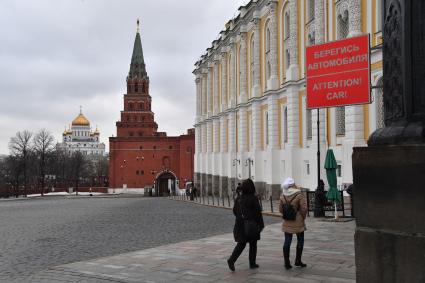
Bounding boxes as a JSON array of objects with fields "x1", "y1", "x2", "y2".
[{"x1": 245, "y1": 158, "x2": 254, "y2": 179}]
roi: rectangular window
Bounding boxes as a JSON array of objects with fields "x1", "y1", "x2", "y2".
[
  {"x1": 337, "y1": 164, "x2": 342, "y2": 177},
  {"x1": 305, "y1": 161, "x2": 310, "y2": 175}
]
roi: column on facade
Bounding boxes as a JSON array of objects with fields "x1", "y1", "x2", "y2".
[
  {"x1": 220, "y1": 115, "x2": 227, "y2": 153},
  {"x1": 201, "y1": 69, "x2": 208, "y2": 117},
  {"x1": 228, "y1": 112, "x2": 236, "y2": 154},
  {"x1": 239, "y1": 31, "x2": 248, "y2": 103},
  {"x1": 268, "y1": 0, "x2": 279, "y2": 90},
  {"x1": 229, "y1": 40, "x2": 237, "y2": 107},
  {"x1": 221, "y1": 49, "x2": 228, "y2": 112},
  {"x1": 202, "y1": 123, "x2": 207, "y2": 153},
  {"x1": 238, "y1": 107, "x2": 247, "y2": 153},
  {"x1": 267, "y1": 95, "x2": 279, "y2": 149},
  {"x1": 195, "y1": 75, "x2": 201, "y2": 120},
  {"x1": 286, "y1": 0, "x2": 299, "y2": 80},
  {"x1": 206, "y1": 121, "x2": 213, "y2": 153},
  {"x1": 207, "y1": 64, "x2": 213, "y2": 117},
  {"x1": 213, "y1": 118, "x2": 220, "y2": 153},
  {"x1": 195, "y1": 125, "x2": 201, "y2": 155},
  {"x1": 348, "y1": 0, "x2": 362, "y2": 37},
  {"x1": 346, "y1": 0, "x2": 364, "y2": 145},
  {"x1": 213, "y1": 58, "x2": 220, "y2": 115},
  {"x1": 252, "y1": 102, "x2": 262, "y2": 150},
  {"x1": 287, "y1": 91, "x2": 300, "y2": 147},
  {"x1": 252, "y1": 17, "x2": 261, "y2": 97},
  {"x1": 313, "y1": 0, "x2": 326, "y2": 148}
]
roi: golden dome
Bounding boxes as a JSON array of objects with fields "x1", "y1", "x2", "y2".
[{"x1": 72, "y1": 112, "x2": 90, "y2": 126}]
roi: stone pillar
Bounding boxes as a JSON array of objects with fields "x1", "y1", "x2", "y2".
[
  {"x1": 252, "y1": 102, "x2": 262, "y2": 151},
  {"x1": 287, "y1": 89, "x2": 300, "y2": 147},
  {"x1": 195, "y1": 125, "x2": 201, "y2": 155},
  {"x1": 195, "y1": 76, "x2": 201, "y2": 120},
  {"x1": 239, "y1": 108, "x2": 247, "y2": 153},
  {"x1": 213, "y1": 59, "x2": 220, "y2": 115},
  {"x1": 206, "y1": 121, "x2": 212, "y2": 153},
  {"x1": 344, "y1": 0, "x2": 364, "y2": 182},
  {"x1": 268, "y1": 95, "x2": 279, "y2": 150},
  {"x1": 268, "y1": 0, "x2": 279, "y2": 90},
  {"x1": 220, "y1": 115, "x2": 227, "y2": 153},
  {"x1": 213, "y1": 119, "x2": 220, "y2": 153},
  {"x1": 201, "y1": 69, "x2": 208, "y2": 117},
  {"x1": 221, "y1": 50, "x2": 228, "y2": 111},
  {"x1": 201, "y1": 123, "x2": 207, "y2": 153},
  {"x1": 315, "y1": 0, "x2": 325, "y2": 44},
  {"x1": 353, "y1": 1, "x2": 425, "y2": 282},
  {"x1": 252, "y1": 17, "x2": 261, "y2": 97},
  {"x1": 286, "y1": 0, "x2": 299, "y2": 80},
  {"x1": 228, "y1": 112, "x2": 236, "y2": 154},
  {"x1": 348, "y1": 0, "x2": 362, "y2": 37},
  {"x1": 229, "y1": 41, "x2": 237, "y2": 107},
  {"x1": 239, "y1": 32, "x2": 248, "y2": 103},
  {"x1": 207, "y1": 65, "x2": 213, "y2": 117}
]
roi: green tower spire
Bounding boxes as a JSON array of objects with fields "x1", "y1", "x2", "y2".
[{"x1": 128, "y1": 19, "x2": 148, "y2": 80}]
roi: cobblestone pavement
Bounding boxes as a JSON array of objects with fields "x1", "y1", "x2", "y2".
[
  {"x1": 0, "y1": 196, "x2": 279, "y2": 282},
  {"x1": 23, "y1": 199, "x2": 356, "y2": 283},
  {"x1": 27, "y1": 219, "x2": 355, "y2": 283}
]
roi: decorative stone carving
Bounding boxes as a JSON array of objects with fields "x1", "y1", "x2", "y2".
[{"x1": 383, "y1": 0, "x2": 404, "y2": 122}]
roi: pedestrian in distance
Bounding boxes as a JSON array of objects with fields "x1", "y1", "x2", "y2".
[
  {"x1": 279, "y1": 177, "x2": 308, "y2": 270},
  {"x1": 227, "y1": 179, "x2": 264, "y2": 272}
]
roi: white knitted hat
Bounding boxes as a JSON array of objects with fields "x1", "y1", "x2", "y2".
[{"x1": 281, "y1": 177, "x2": 295, "y2": 190}]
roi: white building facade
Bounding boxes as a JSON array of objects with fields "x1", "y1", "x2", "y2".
[
  {"x1": 193, "y1": 0, "x2": 384, "y2": 199},
  {"x1": 58, "y1": 109, "x2": 106, "y2": 156}
]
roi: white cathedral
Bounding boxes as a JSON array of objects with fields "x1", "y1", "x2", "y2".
[{"x1": 57, "y1": 108, "x2": 106, "y2": 156}]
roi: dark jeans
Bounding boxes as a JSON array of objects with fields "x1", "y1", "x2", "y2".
[
  {"x1": 229, "y1": 241, "x2": 257, "y2": 264},
  {"x1": 283, "y1": 232, "x2": 304, "y2": 250}
]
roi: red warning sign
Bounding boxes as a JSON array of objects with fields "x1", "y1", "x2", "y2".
[{"x1": 306, "y1": 35, "x2": 371, "y2": 108}]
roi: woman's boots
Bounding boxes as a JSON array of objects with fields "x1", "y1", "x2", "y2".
[
  {"x1": 284, "y1": 246, "x2": 307, "y2": 269},
  {"x1": 295, "y1": 246, "x2": 307, "y2": 268},
  {"x1": 283, "y1": 247, "x2": 292, "y2": 269}
]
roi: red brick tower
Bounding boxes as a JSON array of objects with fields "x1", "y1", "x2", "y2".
[{"x1": 109, "y1": 21, "x2": 194, "y2": 195}]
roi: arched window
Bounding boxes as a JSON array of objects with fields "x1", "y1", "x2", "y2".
[
  {"x1": 337, "y1": 10, "x2": 349, "y2": 40},
  {"x1": 134, "y1": 84, "x2": 138, "y2": 93},
  {"x1": 375, "y1": 78, "x2": 385, "y2": 129},
  {"x1": 284, "y1": 11, "x2": 290, "y2": 39},
  {"x1": 308, "y1": 0, "x2": 315, "y2": 22},
  {"x1": 142, "y1": 83, "x2": 146, "y2": 94},
  {"x1": 265, "y1": 21, "x2": 271, "y2": 84},
  {"x1": 308, "y1": 32, "x2": 315, "y2": 46},
  {"x1": 129, "y1": 102, "x2": 134, "y2": 110},
  {"x1": 238, "y1": 45, "x2": 242, "y2": 96}
]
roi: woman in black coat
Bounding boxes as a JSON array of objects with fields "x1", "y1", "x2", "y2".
[{"x1": 227, "y1": 179, "x2": 264, "y2": 271}]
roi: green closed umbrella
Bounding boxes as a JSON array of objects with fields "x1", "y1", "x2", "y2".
[{"x1": 324, "y1": 149, "x2": 341, "y2": 219}]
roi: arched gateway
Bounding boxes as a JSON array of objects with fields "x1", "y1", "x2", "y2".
[{"x1": 155, "y1": 170, "x2": 177, "y2": 196}]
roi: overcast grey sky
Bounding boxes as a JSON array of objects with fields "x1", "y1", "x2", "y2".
[{"x1": 0, "y1": 0, "x2": 249, "y2": 154}]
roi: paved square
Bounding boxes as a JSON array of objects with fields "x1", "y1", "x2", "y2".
[{"x1": 28, "y1": 216, "x2": 355, "y2": 282}]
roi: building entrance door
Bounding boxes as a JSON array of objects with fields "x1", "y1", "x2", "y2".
[{"x1": 155, "y1": 171, "x2": 176, "y2": 196}]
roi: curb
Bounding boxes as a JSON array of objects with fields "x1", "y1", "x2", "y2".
[{"x1": 168, "y1": 197, "x2": 282, "y2": 218}]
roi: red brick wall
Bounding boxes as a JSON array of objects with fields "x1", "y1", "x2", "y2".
[{"x1": 109, "y1": 132, "x2": 194, "y2": 189}]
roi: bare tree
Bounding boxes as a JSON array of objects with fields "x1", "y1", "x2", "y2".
[
  {"x1": 9, "y1": 130, "x2": 33, "y2": 197},
  {"x1": 33, "y1": 129, "x2": 55, "y2": 196},
  {"x1": 70, "y1": 151, "x2": 89, "y2": 195}
]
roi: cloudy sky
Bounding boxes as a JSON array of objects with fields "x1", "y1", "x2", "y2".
[{"x1": 0, "y1": 0, "x2": 249, "y2": 154}]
